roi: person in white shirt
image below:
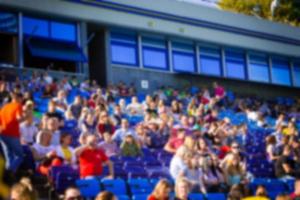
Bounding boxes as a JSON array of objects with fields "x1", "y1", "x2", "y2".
[
  {"x1": 20, "y1": 115, "x2": 38, "y2": 145},
  {"x1": 31, "y1": 130, "x2": 56, "y2": 161},
  {"x1": 47, "y1": 117, "x2": 61, "y2": 146},
  {"x1": 53, "y1": 90, "x2": 68, "y2": 113},
  {"x1": 169, "y1": 147, "x2": 191, "y2": 180},
  {"x1": 112, "y1": 119, "x2": 137, "y2": 143},
  {"x1": 126, "y1": 96, "x2": 143, "y2": 116}
]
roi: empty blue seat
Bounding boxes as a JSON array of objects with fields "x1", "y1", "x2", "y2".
[
  {"x1": 76, "y1": 178, "x2": 101, "y2": 198},
  {"x1": 128, "y1": 178, "x2": 153, "y2": 195},
  {"x1": 117, "y1": 195, "x2": 130, "y2": 200},
  {"x1": 189, "y1": 193, "x2": 204, "y2": 200},
  {"x1": 55, "y1": 171, "x2": 79, "y2": 194},
  {"x1": 102, "y1": 179, "x2": 127, "y2": 195},
  {"x1": 206, "y1": 193, "x2": 226, "y2": 200},
  {"x1": 132, "y1": 194, "x2": 149, "y2": 200}
]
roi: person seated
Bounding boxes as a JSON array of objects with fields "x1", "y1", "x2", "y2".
[
  {"x1": 53, "y1": 90, "x2": 68, "y2": 113},
  {"x1": 55, "y1": 133, "x2": 76, "y2": 166},
  {"x1": 126, "y1": 96, "x2": 143, "y2": 116},
  {"x1": 179, "y1": 156, "x2": 207, "y2": 194},
  {"x1": 97, "y1": 111, "x2": 115, "y2": 137},
  {"x1": 290, "y1": 179, "x2": 300, "y2": 200},
  {"x1": 275, "y1": 146, "x2": 296, "y2": 179},
  {"x1": 69, "y1": 95, "x2": 83, "y2": 120},
  {"x1": 10, "y1": 179, "x2": 38, "y2": 200},
  {"x1": 164, "y1": 128, "x2": 186, "y2": 154},
  {"x1": 120, "y1": 135, "x2": 143, "y2": 157},
  {"x1": 99, "y1": 132, "x2": 120, "y2": 158},
  {"x1": 224, "y1": 155, "x2": 248, "y2": 186},
  {"x1": 169, "y1": 148, "x2": 192, "y2": 180},
  {"x1": 47, "y1": 117, "x2": 61, "y2": 146},
  {"x1": 147, "y1": 179, "x2": 172, "y2": 200},
  {"x1": 113, "y1": 119, "x2": 138, "y2": 144},
  {"x1": 20, "y1": 115, "x2": 38, "y2": 145},
  {"x1": 75, "y1": 134, "x2": 114, "y2": 179},
  {"x1": 146, "y1": 122, "x2": 169, "y2": 149},
  {"x1": 30, "y1": 130, "x2": 62, "y2": 176},
  {"x1": 81, "y1": 112, "x2": 98, "y2": 135},
  {"x1": 266, "y1": 135, "x2": 279, "y2": 162}
]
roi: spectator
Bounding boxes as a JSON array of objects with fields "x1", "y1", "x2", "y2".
[
  {"x1": 20, "y1": 115, "x2": 38, "y2": 145},
  {"x1": 53, "y1": 90, "x2": 68, "y2": 112},
  {"x1": 170, "y1": 148, "x2": 192, "y2": 180},
  {"x1": 174, "y1": 178, "x2": 191, "y2": 200},
  {"x1": 10, "y1": 181, "x2": 38, "y2": 200},
  {"x1": 75, "y1": 134, "x2": 114, "y2": 178},
  {"x1": 69, "y1": 95, "x2": 83, "y2": 120},
  {"x1": 97, "y1": 111, "x2": 115, "y2": 137},
  {"x1": 47, "y1": 117, "x2": 61, "y2": 146},
  {"x1": 255, "y1": 185, "x2": 268, "y2": 198},
  {"x1": 64, "y1": 187, "x2": 82, "y2": 200},
  {"x1": 113, "y1": 119, "x2": 137, "y2": 144},
  {"x1": 266, "y1": 135, "x2": 279, "y2": 162},
  {"x1": 0, "y1": 92, "x2": 26, "y2": 173},
  {"x1": 95, "y1": 191, "x2": 117, "y2": 200},
  {"x1": 55, "y1": 133, "x2": 76, "y2": 166},
  {"x1": 290, "y1": 179, "x2": 300, "y2": 200},
  {"x1": 275, "y1": 146, "x2": 295, "y2": 179},
  {"x1": 126, "y1": 96, "x2": 143, "y2": 116},
  {"x1": 99, "y1": 132, "x2": 119, "y2": 157},
  {"x1": 224, "y1": 155, "x2": 247, "y2": 186},
  {"x1": 277, "y1": 195, "x2": 292, "y2": 200},
  {"x1": 120, "y1": 135, "x2": 142, "y2": 157},
  {"x1": 164, "y1": 128, "x2": 186, "y2": 154},
  {"x1": 112, "y1": 104, "x2": 125, "y2": 126},
  {"x1": 148, "y1": 179, "x2": 172, "y2": 200},
  {"x1": 81, "y1": 112, "x2": 97, "y2": 135}
]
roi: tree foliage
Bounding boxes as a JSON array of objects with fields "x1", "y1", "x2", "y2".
[{"x1": 218, "y1": 0, "x2": 300, "y2": 27}]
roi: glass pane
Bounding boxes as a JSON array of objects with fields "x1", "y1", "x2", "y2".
[
  {"x1": 272, "y1": 58, "x2": 291, "y2": 86},
  {"x1": 249, "y1": 54, "x2": 269, "y2": 82},
  {"x1": 111, "y1": 42, "x2": 137, "y2": 66},
  {"x1": 225, "y1": 50, "x2": 246, "y2": 79},
  {"x1": 200, "y1": 55, "x2": 221, "y2": 76},
  {"x1": 173, "y1": 51, "x2": 195, "y2": 72},
  {"x1": 143, "y1": 47, "x2": 168, "y2": 70},
  {"x1": 294, "y1": 63, "x2": 300, "y2": 87}
]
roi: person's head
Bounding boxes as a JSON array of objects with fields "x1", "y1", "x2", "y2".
[
  {"x1": 10, "y1": 182, "x2": 37, "y2": 200},
  {"x1": 151, "y1": 179, "x2": 172, "y2": 200},
  {"x1": 180, "y1": 115, "x2": 189, "y2": 126},
  {"x1": 131, "y1": 96, "x2": 138, "y2": 104},
  {"x1": 124, "y1": 135, "x2": 135, "y2": 144},
  {"x1": 78, "y1": 132, "x2": 89, "y2": 145},
  {"x1": 121, "y1": 119, "x2": 129, "y2": 129},
  {"x1": 275, "y1": 194, "x2": 291, "y2": 200},
  {"x1": 64, "y1": 187, "x2": 82, "y2": 200},
  {"x1": 255, "y1": 185, "x2": 268, "y2": 197},
  {"x1": 86, "y1": 134, "x2": 98, "y2": 148},
  {"x1": 36, "y1": 130, "x2": 52, "y2": 146},
  {"x1": 175, "y1": 178, "x2": 190, "y2": 200},
  {"x1": 184, "y1": 136, "x2": 195, "y2": 150},
  {"x1": 47, "y1": 117, "x2": 59, "y2": 132},
  {"x1": 48, "y1": 100, "x2": 56, "y2": 113},
  {"x1": 103, "y1": 132, "x2": 112, "y2": 143},
  {"x1": 11, "y1": 92, "x2": 23, "y2": 103},
  {"x1": 57, "y1": 90, "x2": 66, "y2": 99},
  {"x1": 99, "y1": 111, "x2": 109, "y2": 123},
  {"x1": 230, "y1": 142, "x2": 240, "y2": 155},
  {"x1": 177, "y1": 128, "x2": 186, "y2": 139},
  {"x1": 95, "y1": 191, "x2": 116, "y2": 200},
  {"x1": 24, "y1": 115, "x2": 34, "y2": 125},
  {"x1": 198, "y1": 137, "x2": 207, "y2": 150},
  {"x1": 266, "y1": 135, "x2": 277, "y2": 145},
  {"x1": 60, "y1": 133, "x2": 72, "y2": 146}
]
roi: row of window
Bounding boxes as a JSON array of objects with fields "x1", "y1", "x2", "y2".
[{"x1": 110, "y1": 31, "x2": 300, "y2": 87}]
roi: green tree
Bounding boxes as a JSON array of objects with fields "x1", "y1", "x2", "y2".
[{"x1": 218, "y1": 0, "x2": 300, "y2": 27}]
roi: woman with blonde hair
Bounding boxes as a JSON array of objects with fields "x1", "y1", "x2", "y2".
[
  {"x1": 174, "y1": 178, "x2": 191, "y2": 200},
  {"x1": 10, "y1": 181, "x2": 37, "y2": 200},
  {"x1": 224, "y1": 155, "x2": 247, "y2": 186},
  {"x1": 147, "y1": 179, "x2": 172, "y2": 200},
  {"x1": 95, "y1": 191, "x2": 116, "y2": 200},
  {"x1": 177, "y1": 136, "x2": 196, "y2": 154}
]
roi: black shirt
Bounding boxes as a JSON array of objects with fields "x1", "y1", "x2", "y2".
[{"x1": 275, "y1": 155, "x2": 294, "y2": 178}]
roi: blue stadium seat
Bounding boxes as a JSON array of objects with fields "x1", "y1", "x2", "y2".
[
  {"x1": 132, "y1": 194, "x2": 149, "y2": 200},
  {"x1": 76, "y1": 178, "x2": 102, "y2": 198},
  {"x1": 189, "y1": 193, "x2": 204, "y2": 200},
  {"x1": 117, "y1": 195, "x2": 131, "y2": 200},
  {"x1": 128, "y1": 178, "x2": 153, "y2": 195},
  {"x1": 55, "y1": 171, "x2": 79, "y2": 194},
  {"x1": 101, "y1": 179, "x2": 127, "y2": 195},
  {"x1": 206, "y1": 193, "x2": 226, "y2": 200}
]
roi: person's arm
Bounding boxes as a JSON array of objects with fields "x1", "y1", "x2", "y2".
[
  {"x1": 103, "y1": 160, "x2": 114, "y2": 179},
  {"x1": 74, "y1": 145, "x2": 88, "y2": 157},
  {"x1": 163, "y1": 140, "x2": 176, "y2": 154},
  {"x1": 282, "y1": 163, "x2": 292, "y2": 174}
]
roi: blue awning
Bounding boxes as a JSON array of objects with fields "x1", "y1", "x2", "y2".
[{"x1": 26, "y1": 38, "x2": 86, "y2": 62}]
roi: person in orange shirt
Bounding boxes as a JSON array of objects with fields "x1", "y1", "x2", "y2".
[{"x1": 0, "y1": 92, "x2": 27, "y2": 173}]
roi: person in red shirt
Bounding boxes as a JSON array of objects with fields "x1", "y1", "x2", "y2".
[
  {"x1": 148, "y1": 179, "x2": 172, "y2": 200},
  {"x1": 0, "y1": 92, "x2": 28, "y2": 172},
  {"x1": 164, "y1": 129, "x2": 186, "y2": 154},
  {"x1": 75, "y1": 134, "x2": 114, "y2": 179},
  {"x1": 290, "y1": 179, "x2": 300, "y2": 200}
]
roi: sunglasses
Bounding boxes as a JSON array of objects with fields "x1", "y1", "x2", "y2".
[{"x1": 66, "y1": 195, "x2": 83, "y2": 200}]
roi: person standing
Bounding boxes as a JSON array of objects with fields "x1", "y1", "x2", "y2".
[{"x1": 0, "y1": 92, "x2": 27, "y2": 173}]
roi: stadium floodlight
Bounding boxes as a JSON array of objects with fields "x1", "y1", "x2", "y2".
[{"x1": 271, "y1": 0, "x2": 280, "y2": 17}]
